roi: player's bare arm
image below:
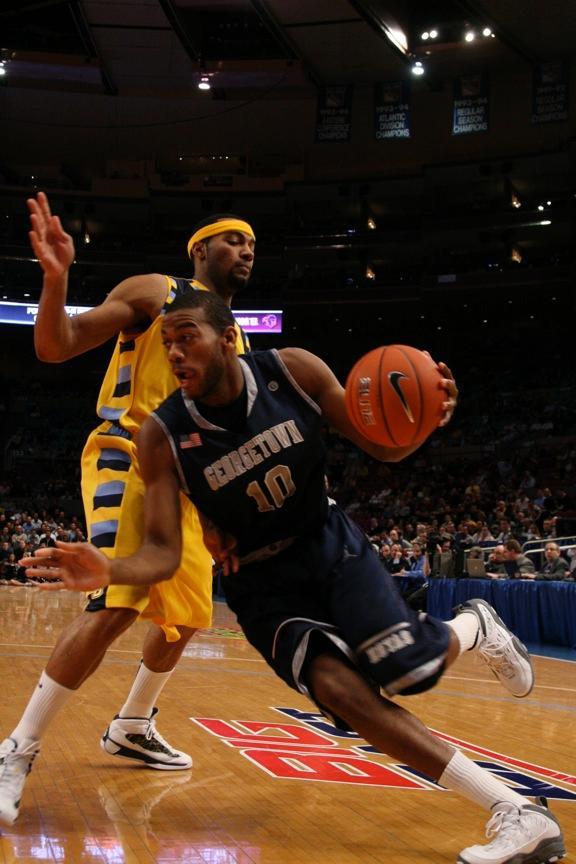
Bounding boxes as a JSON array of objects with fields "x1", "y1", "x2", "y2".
[
  {"x1": 278, "y1": 347, "x2": 457, "y2": 462},
  {"x1": 22, "y1": 417, "x2": 182, "y2": 590},
  {"x1": 29, "y1": 191, "x2": 169, "y2": 361}
]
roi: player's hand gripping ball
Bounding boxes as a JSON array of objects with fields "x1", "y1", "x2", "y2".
[{"x1": 345, "y1": 344, "x2": 445, "y2": 447}]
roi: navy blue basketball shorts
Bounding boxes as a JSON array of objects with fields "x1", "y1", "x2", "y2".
[{"x1": 222, "y1": 505, "x2": 451, "y2": 724}]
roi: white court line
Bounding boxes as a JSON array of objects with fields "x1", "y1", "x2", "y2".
[
  {"x1": 0, "y1": 644, "x2": 572, "y2": 679},
  {"x1": 444, "y1": 673, "x2": 576, "y2": 695},
  {"x1": 0, "y1": 641, "x2": 265, "y2": 662}
]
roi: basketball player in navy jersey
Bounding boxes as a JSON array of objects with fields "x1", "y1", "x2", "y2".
[{"x1": 24, "y1": 291, "x2": 565, "y2": 864}]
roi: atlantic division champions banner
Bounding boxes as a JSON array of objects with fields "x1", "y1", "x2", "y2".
[
  {"x1": 375, "y1": 81, "x2": 411, "y2": 140},
  {"x1": 452, "y1": 73, "x2": 489, "y2": 135},
  {"x1": 532, "y1": 61, "x2": 570, "y2": 124}
]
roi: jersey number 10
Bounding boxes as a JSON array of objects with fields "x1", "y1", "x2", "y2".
[{"x1": 246, "y1": 465, "x2": 296, "y2": 512}]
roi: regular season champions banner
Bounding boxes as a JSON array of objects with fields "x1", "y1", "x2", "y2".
[
  {"x1": 374, "y1": 82, "x2": 411, "y2": 139},
  {"x1": 452, "y1": 73, "x2": 489, "y2": 135},
  {"x1": 315, "y1": 86, "x2": 352, "y2": 142},
  {"x1": 532, "y1": 61, "x2": 570, "y2": 124}
]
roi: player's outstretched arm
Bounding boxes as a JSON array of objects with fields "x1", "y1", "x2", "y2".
[
  {"x1": 29, "y1": 192, "x2": 169, "y2": 362},
  {"x1": 278, "y1": 347, "x2": 457, "y2": 463},
  {"x1": 22, "y1": 418, "x2": 183, "y2": 591}
]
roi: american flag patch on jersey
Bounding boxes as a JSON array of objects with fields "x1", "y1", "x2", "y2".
[{"x1": 179, "y1": 432, "x2": 202, "y2": 449}]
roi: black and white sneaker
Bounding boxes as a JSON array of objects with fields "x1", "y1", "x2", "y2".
[
  {"x1": 101, "y1": 707, "x2": 192, "y2": 771},
  {"x1": 0, "y1": 736, "x2": 40, "y2": 825}
]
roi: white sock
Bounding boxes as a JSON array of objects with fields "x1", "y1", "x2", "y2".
[
  {"x1": 11, "y1": 671, "x2": 73, "y2": 745},
  {"x1": 446, "y1": 611, "x2": 480, "y2": 655},
  {"x1": 439, "y1": 749, "x2": 528, "y2": 811},
  {"x1": 118, "y1": 662, "x2": 173, "y2": 719}
]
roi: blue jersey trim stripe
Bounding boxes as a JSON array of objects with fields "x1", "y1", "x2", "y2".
[
  {"x1": 99, "y1": 406, "x2": 124, "y2": 421},
  {"x1": 95, "y1": 481, "x2": 126, "y2": 496},
  {"x1": 92, "y1": 480, "x2": 126, "y2": 510},
  {"x1": 90, "y1": 519, "x2": 119, "y2": 538},
  {"x1": 98, "y1": 448, "x2": 131, "y2": 464},
  {"x1": 117, "y1": 366, "x2": 131, "y2": 383}
]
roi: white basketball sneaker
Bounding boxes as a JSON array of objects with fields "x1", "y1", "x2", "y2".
[
  {"x1": 454, "y1": 599, "x2": 534, "y2": 697},
  {"x1": 101, "y1": 707, "x2": 192, "y2": 770},
  {"x1": 0, "y1": 736, "x2": 40, "y2": 825},
  {"x1": 458, "y1": 801, "x2": 565, "y2": 863}
]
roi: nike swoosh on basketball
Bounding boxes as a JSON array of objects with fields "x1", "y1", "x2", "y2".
[{"x1": 388, "y1": 371, "x2": 415, "y2": 423}]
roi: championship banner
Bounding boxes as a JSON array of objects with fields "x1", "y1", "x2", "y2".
[
  {"x1": 452, "y1": 73, "x2": 489, "y2": 135},
  {"x1": 375, "y1": 81, "x2": 411, "y2": 140},
  {"x1": 532, "y1": 61, "x2": 569, "y2": 124},
  {"x1": 315, "y1": 86, "x2": 352, "y2": 142}
]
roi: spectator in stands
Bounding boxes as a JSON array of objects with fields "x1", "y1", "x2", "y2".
[
  {"x1": 12, "y1": 539, "x2": 28, "y2": 562},
  {"x1": 2, "y1": 553, "x2": 26, "y2": 585},
  {"x1": 521, "y1": 521, "x2": 541, "y2": 542},
  {"x1": 388, "y1": 543, "x2": 409, "y2": 575},
  {"x1": 454, "y1": 521, "x2": 475, "y2": 551},
  {"x1": 474, "y1": 524, "x2": 495, "y2": 545},
  {"x1": 494, "y1": 519, "x2": 514, "y2": 544},
  {"x1": 535, "y1": 542, "x2": 571, "y2": 581},
  {"x1": 488, "y1": 539, "x2": 535, "y2": 580},
  {"x1": 486, "y1": 544, "x2": 506, "y2": 578},
  {"x1": 0, "y1": 541, "x2": 12, "y2": 563},
  {"x1": 406, "y1": 541, "x2": 430, "y2": 577},
  {"x1": 388, "y1": 527, "x2": 411, "y2": 550},
  {"x1": 38, "y1": 523, "x2": 56, "y2": 547},
  {"x1": 379, "y1": 543, "x2": 392, "y2": 569}
]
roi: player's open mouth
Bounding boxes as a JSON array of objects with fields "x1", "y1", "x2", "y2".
[{"x1": 174, "y1": 370, "x2": 191, "y2": 382}]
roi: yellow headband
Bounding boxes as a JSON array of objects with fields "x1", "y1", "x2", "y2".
[{"x1": 187, "y1": 219, "x2": 255, "y2": 258}]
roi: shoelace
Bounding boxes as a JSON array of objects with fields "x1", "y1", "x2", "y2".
[
  {"x1": 144, "y1": 719, "x2": 174, "y2": 753},
  {"x1": 478, "y1": 631, "x2": 516, "y2": 668},
  {"x1": 483, "y1": 809, "x2": 531, "y2": 852},
  {"x1": 0, "y1": 748, "x2": 37, "y2": 788}
]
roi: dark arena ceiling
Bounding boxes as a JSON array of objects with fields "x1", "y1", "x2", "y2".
[{"x1": 0, "y1": 0, "x2": 575, "y2": 359}]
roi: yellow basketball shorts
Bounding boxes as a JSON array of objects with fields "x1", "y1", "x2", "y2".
[{"x1": 81, "y1": 427, "x2": 213, "y2": 641}]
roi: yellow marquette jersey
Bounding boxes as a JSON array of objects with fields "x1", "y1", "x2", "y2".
[{"x1": 81, "y1": 276, "x2": 250, "y2": 640}]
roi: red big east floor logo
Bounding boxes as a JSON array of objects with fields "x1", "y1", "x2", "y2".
[{"x1": 191, "y1": 707, "x2": 576, "y2": 801}]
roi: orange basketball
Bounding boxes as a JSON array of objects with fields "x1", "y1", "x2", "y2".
[{"x1": 345, "y1": 344, "x2": 445, "y2": 448}]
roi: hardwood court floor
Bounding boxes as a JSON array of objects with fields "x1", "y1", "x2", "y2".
[{"x1": 0, "y1": 585, "x2": 574, "y2": 863}]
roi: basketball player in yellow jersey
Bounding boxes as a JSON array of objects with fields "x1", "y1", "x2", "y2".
[{"x1": 0, "y1": 191, "x2": 255, "y2": 826}]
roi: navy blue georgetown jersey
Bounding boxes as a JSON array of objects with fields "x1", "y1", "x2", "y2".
[{"x1": 152, "y1": 350, "x2": 329, "y2": 561}]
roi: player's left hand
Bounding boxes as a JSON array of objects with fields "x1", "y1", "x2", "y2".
[
  {"x1": 199, "y1": 513, "x2": 239, "y2": 576},
  {"x1": 20, "y1": 540, "x2": 112, "y2": 591},
  {"x1": 436, "y1": 360, "x2": 458, "y2": 426}
]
